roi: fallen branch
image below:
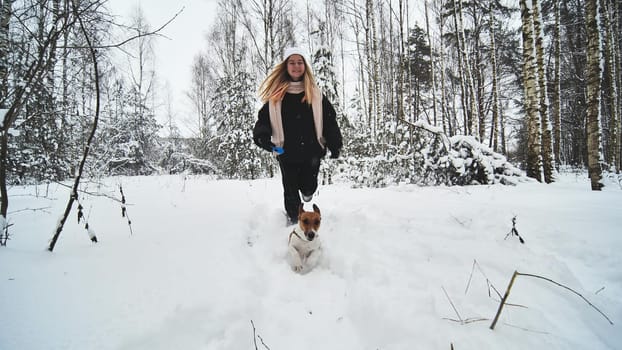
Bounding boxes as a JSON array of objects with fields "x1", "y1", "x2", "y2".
[{"x1": 490, "y1": 270, "x2": 614, "y2": 330}]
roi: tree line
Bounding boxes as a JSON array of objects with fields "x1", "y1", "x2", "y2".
[{"x1": 0, "y1": 0, "x2": 620, "y2": 223}]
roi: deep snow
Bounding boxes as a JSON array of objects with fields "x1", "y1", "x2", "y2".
[{"x1": 1, "y1": 173, "x2": 621, "y2": 349}]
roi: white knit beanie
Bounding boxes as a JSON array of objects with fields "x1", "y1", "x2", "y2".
[{"x1": 283, "y1": 47, "x2": 309, "y2": 63}]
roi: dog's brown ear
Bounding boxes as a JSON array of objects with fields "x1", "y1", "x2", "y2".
[
  {"x1": 312, "y1": 204, "x2": 321, "y2": 215},
  {"x1": 298, "y1": 203, "x2": 305, "y2": 215}
]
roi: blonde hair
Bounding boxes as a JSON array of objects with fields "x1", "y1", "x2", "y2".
[{"x1": 258, "y1": 56, "x2": 318, "y2": 106}]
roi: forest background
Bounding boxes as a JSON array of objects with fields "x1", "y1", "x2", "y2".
[{"x1": 1, "y1": 0, "x2": 621, "y2": 238}]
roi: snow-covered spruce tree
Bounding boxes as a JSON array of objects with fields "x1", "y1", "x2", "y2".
[
  {"x1": 4, "y1": 0, "x2": 85, "y2": 184},
  {"x1": 313, "y1": 46, "x2": 339, "y2": 110},
  {"x1": 336, "y1": 119, "x2": 526, "y2": 187},
  {"x1": 208, "y1": 71, "x2": 267, "y2": 179},
  {"x1": 100, "y1": 80, "x2": 160, "y2": 176},
  {"x1": 410, "y1": 121, "x2": 527, "y2": 186}
]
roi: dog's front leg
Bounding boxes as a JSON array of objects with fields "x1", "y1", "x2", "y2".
[
  {"x1": 287, "y1": 245, "x2": 304, "y2": 272},
  {"x1": 304, "y1": 247, "x2": 321, "y2": 270}
]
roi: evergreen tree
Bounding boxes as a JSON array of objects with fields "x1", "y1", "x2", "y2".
[
  {"x1": 404, "y1": 25, "x2": 433, "y2": 122},
  {"x1": 208, "y1": 71, "x2": 267, "y2": 179},
  {"x1": 102, "y1": 77, "x2": 160, "y2": 176}
]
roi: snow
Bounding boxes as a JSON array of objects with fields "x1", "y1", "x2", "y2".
[{"x1": 1, "y1": 173, "x2": 621, "y2": 349}]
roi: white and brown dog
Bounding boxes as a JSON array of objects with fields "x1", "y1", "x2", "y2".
[{"x1": 287, "y1": 204, "x2": 322, "y2": 273}]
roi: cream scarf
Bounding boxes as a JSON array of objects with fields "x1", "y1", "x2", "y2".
[{"x1": 269, "y1": 81, "x2": 324, "y2": 151}]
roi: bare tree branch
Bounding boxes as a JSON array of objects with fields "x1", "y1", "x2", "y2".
[{"x1": 60, "y1": 6, "x2": 184, "y2": 49}]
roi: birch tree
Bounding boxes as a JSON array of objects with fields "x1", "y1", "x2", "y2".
[
  {"x1": 532, "y1": 0, "x2": 555, "y2": 182},
  {"x1": 600, "y1": 0, "x2": 620, "y2": 172},
  {"x1": 585, "y1": 0, "x2": 604, "y2": 189},
  {"x1": 425, "y1": 1, "x2": 437, "y2": 126},
  {"x1": 520, "y1": 0, "x2": 542, "y2": 181},
  {"x1": 188, "y1": 53, "x2": 214, "y2": 140},
  {"x1": 551, "y1": 0, "x2": 562, "y2": 168},
  {"x1": 451, "y1": 0, "x2": 469, "y2": 135},
  {"x1": 236, "y1": 0, "x2": 295, "y2": 76},
  {"x1": 489, "y1": 6, "x2": 501, "y2": 153}
]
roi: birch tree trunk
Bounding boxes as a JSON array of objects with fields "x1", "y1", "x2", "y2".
[
  {"x1": 615, "y1": 0, "x2": 622, "y2": 172},
  {"x1": 459, "y1": 0, "x2": 478, "y2": 138},
  {"x1": 452, "y1": 0, "x2": 468, "y2": 135},
  {"x1": 425, "y1": 1, "x2": 437, "y2": 126},
  {"x1": 601, "y1": 0, "x2": 620, "y2": 172},
  {"x1": 439, "y1": 0, "x2": 450, "y2": 135},
  {"x1": 551, "y1": 0, "x2": 562, "y2": 168},
  {"x1": 489, "y1": 7, "x2": 501, "y2": 152},
  {"x1": 370, "y1": 0, "x2": 381, "y2": 136},
  {"x1": 396, "y1": 0, "x2": 405, "y2": 121},
  {"x1": 365, "y1": 0, "x2": 380, "y2": 140},
  {"x1": 532, "y1": 0, "x2": 555, "y2": 183},
  {"x1": 585, "y1": 0, "x2": 604, "y2": 190},
  {"x1": 520, "y1": 0, "x2": 542, "y2": 181}
]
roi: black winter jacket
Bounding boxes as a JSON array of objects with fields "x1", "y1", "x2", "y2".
[{"x1": 253, "y1": 92, "x2": 343, "y2": 162}]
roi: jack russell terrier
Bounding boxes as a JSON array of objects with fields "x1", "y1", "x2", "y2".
[{"x1": 287, "y1": 204, "x2": 322, "y2": 273}]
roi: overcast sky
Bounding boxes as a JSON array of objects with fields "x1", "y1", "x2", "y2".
[{"x1": 106, "y1": 0, "x2": 218, "y2": 135}]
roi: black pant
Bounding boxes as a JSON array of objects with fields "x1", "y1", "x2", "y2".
[{"x1": 278, "y1": 156, "x2": 321, "y2": 222}]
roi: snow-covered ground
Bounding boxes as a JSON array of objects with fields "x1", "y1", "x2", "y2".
[{"x1": 1, "y1": 173, "x2": 620, "y2": 349}]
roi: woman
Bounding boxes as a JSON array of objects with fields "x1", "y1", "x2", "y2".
[{"x1": 253, "y1": 47, "x2": 342, "y2": 225}]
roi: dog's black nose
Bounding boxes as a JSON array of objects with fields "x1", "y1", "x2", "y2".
[{"x1": 306, "y1": 232, "x2": 315, "y2": 240}]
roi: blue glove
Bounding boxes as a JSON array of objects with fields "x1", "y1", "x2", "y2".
[{"x1": 272, "y1": 146, "x2": 284, "y2": 155}]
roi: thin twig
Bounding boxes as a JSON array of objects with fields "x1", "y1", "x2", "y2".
[
  {"x1": 490, "y1": 270, "x2": 614, "y2": 330},
  {"x1": 61, "y1": 7, "x2": 185, "y2": 49},
  {"x1": 8, "y1": 207, "x2": 52, "y2": 215},
  {"x1": 450, "y1": 215, "x2": 470, "y2": 227},
  {"x1": 53, "y1": 181, "x2": 124, "y2": 203},
  {"x1": 250, "y1": 320, "x2": 271, "y2": 350},
  {"x1": 443, "y1": 317, "x2": 489, "y2": 324},
  {"x1": 502, "y1": 322, "x2": 550, "y2": 335},
  {"x1": 442, "y1": 286, "x2": 463, "y2": 323},
  {"x1": 251, "y1": 320, "x2": 258, "y2": 350},
  {"x1": 516, "y1": 272, "x2": 614, "y2": 325},
  {"x1": 465, "y1": 259, "x2": 503, "y2": 299}
]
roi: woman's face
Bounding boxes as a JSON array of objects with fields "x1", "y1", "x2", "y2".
[{"x1": 286, "y1": 54, "x2": 305, "y2": 81}]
